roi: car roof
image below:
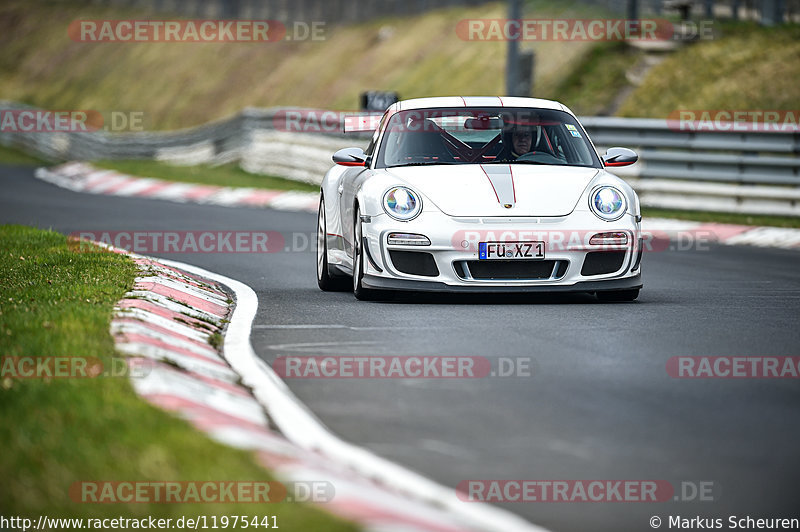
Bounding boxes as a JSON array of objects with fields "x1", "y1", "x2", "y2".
[{"x1": 394, "y1": 96, "x2": 571, "y2": 114}]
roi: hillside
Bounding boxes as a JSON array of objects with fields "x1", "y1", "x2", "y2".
[
  {"x1": 0, "y1": 0, "x2": 607, "y2": 129},
  {"x1": 618, "y1": 23, "x2": 800, "y2": 117},
  {"x1": 1, "y1": 1, "x2": 797, "y2": 129}
]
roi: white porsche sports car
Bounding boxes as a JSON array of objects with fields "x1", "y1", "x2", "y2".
[{"x1": 317, "y1": 97, "x2": 643, "y2": 301}]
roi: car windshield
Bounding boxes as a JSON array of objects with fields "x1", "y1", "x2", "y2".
[{"x1": 375, "y1": 107, "x2": 602, "y2": 169}]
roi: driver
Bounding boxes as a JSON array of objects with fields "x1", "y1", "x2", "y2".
[
  {"x1": 511, "y1": 127, "x2": 534, "y2": 156},
  {"x1": 499, "y1": 121, "x2": 542, "y2": 161}
]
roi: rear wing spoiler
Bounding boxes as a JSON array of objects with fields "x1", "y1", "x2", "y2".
[{"x1": 343, "y1": 112, "x2": 383, "y2": 133}]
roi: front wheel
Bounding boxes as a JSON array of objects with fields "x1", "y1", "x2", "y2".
[{"x1": 596, "y1": 289, "x2": 640, "y2": 302}]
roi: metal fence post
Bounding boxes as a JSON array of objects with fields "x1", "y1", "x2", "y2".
[
  {"x1": 761, "y1": 0, "x2": 777, "y2": 25},
  {"x1": 517, "y1": 50, "x2": 535, "y2": 97},
  {"x1": 505, "y1": 0, "x2": 521, "y2": 96},
  {"x1": 627, "y1": 0, "x2": 639, "y2": 21}
]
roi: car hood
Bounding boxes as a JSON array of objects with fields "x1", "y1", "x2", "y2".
[{"x1": 383, "y1": 164, "x2": 600, "y2": 217}]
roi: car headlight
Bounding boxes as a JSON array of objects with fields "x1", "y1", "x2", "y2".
[
  {"x1": 590, "y1": 186, "x2": 626, "y2": 221},
  {"x1": 383, "y1": 187, "x2": 422, "y2": 221}
]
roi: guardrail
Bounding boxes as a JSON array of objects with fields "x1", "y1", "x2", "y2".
[
  {"x1": 2, "y1": 101, "x2": 798, "y2": 216},
  {"x1": 581, "y1": 117, "x2": 800, "y2": 215}
]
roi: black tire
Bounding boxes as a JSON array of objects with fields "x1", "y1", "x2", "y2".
[
  {"x1": 316, "y1": 195, "x2": 349, "y2": 292},
  {"x1": 352, "y1": 207, "x2": 380, "y2": 301},
  {"x1": 596, "y1": 289, "x2": 640, "y2": 302}
]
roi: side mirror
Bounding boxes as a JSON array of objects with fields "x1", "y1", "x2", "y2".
[
  {"x1": 333, "y1": 147, "x2": 368, "y2": 167},
  {"x1": 602, "y1": 147, "x2": 638, "y2": 167}
]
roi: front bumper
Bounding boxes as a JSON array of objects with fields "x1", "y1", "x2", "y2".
[{"x1": 334, "y1": 208, "x2": 643, "y2": 293}]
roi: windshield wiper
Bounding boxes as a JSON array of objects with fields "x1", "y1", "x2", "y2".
[
  {"x1": 482, "y1": 160, "x2": 552, "y2": 165},
  {"x1": 385, "y1": 162, "x2": 461, "y2": 168}
]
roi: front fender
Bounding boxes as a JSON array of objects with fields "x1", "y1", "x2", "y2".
[{"x1": 354, "y1": 171, "x2": 444, "y2": 220}]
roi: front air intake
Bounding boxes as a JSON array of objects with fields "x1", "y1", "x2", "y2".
[
  {"x1": 581, "y1": 251, "x2": 626, "y2": 276},
  {"x1": 465, "y1": 260, "x2": 557, "y2": 280},
  {"x1": 389, "y1": 250, "x2": 439, "y2": 277}
]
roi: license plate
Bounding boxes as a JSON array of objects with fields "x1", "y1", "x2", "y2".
[{"x1": 479, "y1": 241, "x2": 545, "y2": 260}]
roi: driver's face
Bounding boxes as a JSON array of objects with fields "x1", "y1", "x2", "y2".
[{"x1": 512, "y1": 130, "x2": 533, "y2": 154}]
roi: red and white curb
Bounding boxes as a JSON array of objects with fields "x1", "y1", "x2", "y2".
[
  {"x1": 642, "y1": 218, "x2": 800, "y2": 250},
  {"x1": 37, "y1": 162, "x2": 800, "y2": 251},
  {"x1": 104, "y1": 245, "x2": 547, "y2": 532},
  {"x1": 35, "y1": 162, "x2": 319, "y2": 212}
]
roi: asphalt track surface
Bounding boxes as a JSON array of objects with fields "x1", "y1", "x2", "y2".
[{"x1": 2, "y1": 163, "x2": 799, "y2": 532}]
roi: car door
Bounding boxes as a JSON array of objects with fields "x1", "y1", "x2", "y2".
[{"x1": 338, "y1": 166, "x2": 369, "y2": 267}]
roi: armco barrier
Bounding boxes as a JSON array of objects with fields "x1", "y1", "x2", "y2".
[
  {"x1": 581, "y1": 116, "x2": 800, "y2": 185},
  {"x1": 2, "y1": 101, "x2": 798, "y2": 214}
]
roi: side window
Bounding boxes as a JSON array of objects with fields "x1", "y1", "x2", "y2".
[
  {"x1": 550, "y1": 127, "x2": 567, "y2": 160},
  {"x1": 364, "y1": 130, "x2": 378, "y2": 157},
  {"x1": 540, "y1": 126, "x2": 565, "y2": 160},
  {"x1": 562, "y1": 123, "x2": 595, "y2": 165},
  {"x1": 364, "y1": 113, "x2": 388, "y2": 157}
]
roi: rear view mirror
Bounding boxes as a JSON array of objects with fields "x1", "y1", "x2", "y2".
[
  {"x1": 602, "y1": 147, "x2": 638, "y2": 167},
  {"x1": 464, "y1": 116, "x2": 503, "y2": 130}
]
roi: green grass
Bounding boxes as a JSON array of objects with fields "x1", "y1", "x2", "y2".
[
  {"x1": 0, "y1": 225, "x2": 356, "y2": 531},
  {"x1": 548, "y1": 41, "x2": 640, "y2": 116},
  {"x1": 643, "y1": 207, "x2": 800, "y2": 228},
  {"x1": 618, "y1": 23, "x2": 800, "y2": 118},
  {"x1": 0, "y1": 144, "x2": 47, "y2": 165},
  {"x1": 94, "y1": 159, "x2": 319, "y2": 192}
]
